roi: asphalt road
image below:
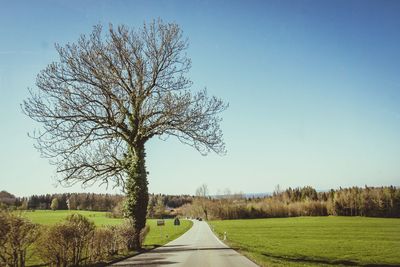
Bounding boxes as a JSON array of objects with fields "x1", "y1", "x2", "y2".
[{"x1": 112, "y1": 220, "x2": 258, "y2": 267}]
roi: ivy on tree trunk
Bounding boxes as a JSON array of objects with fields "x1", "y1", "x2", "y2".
[{"x1": 123, "y1": 144, "x2": 148, "y2": 249}]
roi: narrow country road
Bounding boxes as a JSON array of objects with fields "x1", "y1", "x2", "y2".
[{"x1": 111, "y1": 220, "x2": 258, "y2": 267}]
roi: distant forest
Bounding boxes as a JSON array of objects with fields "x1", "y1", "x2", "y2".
[
  {"x1": 182, "y1": 185, "x2": 400, "y2": 219},
  {"x1": 1, "y1": 185, "x2": 399, "y2": 218},
  {"x1": 0, "y1": 191, "x2": 193, "y2": 215}
]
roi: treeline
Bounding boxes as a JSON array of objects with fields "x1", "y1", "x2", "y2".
[
  {"x1": 146, "y1": 194, "x2": 193, "y2": 219},
  {"x1": 182, "y1": 186, "x2": 400, "y2": 220},
  {"x1": 0, "y1": 191, "x2": 194, "y2": 213},
  {"x1": 162, "y1": 194, "x2": 193, "y2": 208},
  {"x1": 0, "y1": 210, "x2": 149, "y2": 266},
  {"x1": 1, "y1": 192, "x2": 124, "y2": 211},
  {"x1": 327, "y1": 186, "x2": 400, "y2": 217}
]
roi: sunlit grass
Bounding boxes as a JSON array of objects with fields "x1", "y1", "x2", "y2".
[
  {"x1": 209, "y1": 216, "x2": 400, "y2": 267},
  {"x1": 20, "y1": 210, "x2": 122, "y2": 226}
]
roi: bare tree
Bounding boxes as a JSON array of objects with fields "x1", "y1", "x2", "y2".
[
  {"x1": 195, "y1": 184, "x2": 210, "y2": 220},
  {"x1": 23, "y1": 20, "x2": 227, "y2": 248},
  {"x1": 196, "y1": 184, "x2": 209, "y2": 198}
]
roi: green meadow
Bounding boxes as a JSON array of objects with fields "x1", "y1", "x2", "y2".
[
  {"x1": 209, "y1": 216, "x2": 400, "y2": 267},
  {"x1": 21, "y1": 210, "x2": 122, "y2": 226},
  {"x1": 20, "y1": 210, "x2": 192, "y2": 266}
]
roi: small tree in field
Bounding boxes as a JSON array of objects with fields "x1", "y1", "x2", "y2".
[
  {"x1": 195, "y1": 184, "x2": 210, "y2": 220},
  {"x1": 23, "y1": 20, "x2": 227, "y2": 248},
  {"x1": 50, "y1": 198, "x2": 59, "y2": 211}
]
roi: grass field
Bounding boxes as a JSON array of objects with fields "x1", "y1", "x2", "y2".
[
  {"x1": 21, "y1": 210, "x2": 123, "y2": 226},
  {"x1": 20, "y1": 210, "x2": 192, "y2": 266},
  {"x1": 144, "y1": 218, "x2": 192, "y2": 247},
  {"x1": 209, "y1": 216, "x2": 400, "y2": 267}
]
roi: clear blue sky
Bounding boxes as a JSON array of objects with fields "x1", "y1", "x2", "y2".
[{"x1": 1, "y1": 0, "x2": 399, "y2": 196}]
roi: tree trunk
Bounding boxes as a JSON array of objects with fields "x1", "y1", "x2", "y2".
[{"x1": 124, "y1": 143, "x2": 149, "y2": 249}]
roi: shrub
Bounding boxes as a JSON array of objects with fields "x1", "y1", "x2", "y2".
[
  {"x1": 0, "y1": 211, "x2": 9, "y2": 249},
  {"x1": 139, "y1": 224, "x2": 150, "y2": 247},
  {"x1": 105, "y1": 200, "x2": 124, "y2": 218},
  {"x1": 35, "y1": 214, "x2": 151, "y2": 266},
  {"x1": 114, "y1": 219, "x2": 150, "y2": 251},
  {"x1": 36, "y1": 223, "x2": 75, "y2": 266},
  {"x1": 36, "y1": 213, "x2": 95, "y2": 266},
  {"x1": 116, "y1": 219, "x2": 137, "y2": 251},
  {"x1": 0, "y1": 211, "x2": 38, "y2": 267},
  {"x1": 89, "y1": 226, "x2": 117, "y2": 262}
]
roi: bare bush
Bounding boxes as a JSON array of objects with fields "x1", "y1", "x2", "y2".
[
  {"x1": 0, "y1": 211, "x2": 38, "y2": 267},
  {"x1": 89, "y1": 227, "x2": 117, "y2": 262},
  {"x1": 66, "y1": 213, "x2": 95, "y2": 264},
  {"x1": 255, "y1": 199, "x2": 288, "y2": 218},
  {"x1": 36, "y1": 213, "x2": 95, "y2": 266},
  {"x1": 0, "y1": 211, "x2": 9, "y2": 253},
  {"x1": 115, "y1": 219, "x2": 137, "y2": 251},
  {"x1": 139, "y1": 224, "x2": 150, "y2": 247},
  {"x1": 111, "y1": 218, "x2": 150, "y2": 252},
  {"x1": 36, "y1": 223, "x2": 76, "y2": 266},
  {"x1": 35, "y1": 213, "x2": 150, "y2": 266}
]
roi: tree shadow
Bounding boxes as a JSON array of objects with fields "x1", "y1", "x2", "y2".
[
  {"x1": 148, "y1": 245, "x2": 236, "y2": 254},
  {"x1": 261, "y1": 252, "x2": 400, "y2": 267},
  {"x1": 110, "y1": 259, "x2": 179, "y2": 266},
  {"x1": 109, "y1": 245, "x2": 238, "y2": 266}
]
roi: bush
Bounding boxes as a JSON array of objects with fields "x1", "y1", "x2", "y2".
[
  {"x1": 35, "y1": 214, "x2": 151, "y2": 266},
  {"x1": 0, "y1": 211, "x2": 9, "y2": 249},
  {"x1": 89, "y1": 226, "x2": 117, "y2": 262},
  {"x1": 116, "y1": 219, "x2": 137, "y2": 251},
  {"x1": 139, "y1": 224, "x2": 150, "y2": 246},
  {"x1": 36, "y1": 213, "x2": 95, "y2": 266},
  {"x1": 113, "y1": 219, "x2": 150, "y2": 251},
  {"x1": 36, "y1": 223, "x2": 75, "y2": 266},
  {"x1": 105, "y1": 200, "x2": 124, "y2": 218},
  {"x1": 0, "y1": 211, "x2": 38, "y2": 267}
]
